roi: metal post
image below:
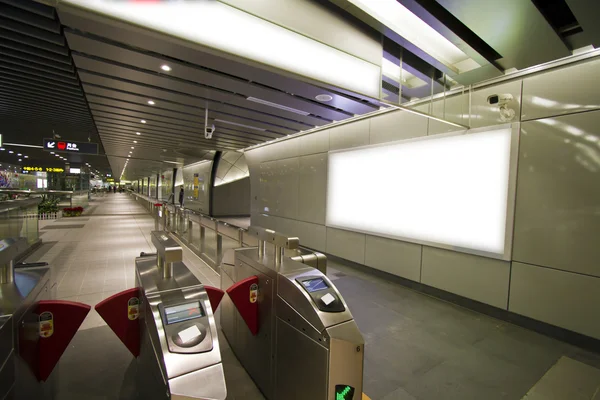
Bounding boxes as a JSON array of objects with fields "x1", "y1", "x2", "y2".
[
  {"x1": 258, "y1": 240, "x2": 265, "y2": 257},
  {"x1": 163, "y1": 262, "x2": 173, "y2": 279},
  {"x1": 238, "y1": 229, "x2": 244, "y2": 247},
  {"x1": 0, "y1": 261, "x2": 14, "y2": 284},
  {"x1": 187, "y1": 219, "x2": 193, "y2": 243},
  {"x1": 154, "y1": 205, "x2": 159, "y2": 231},
  {"x1": 162, "y1": 205, "x2": 167, "y2": 230},
  {"x1": 200, "y1": 224, "x2": 206, "y2": 253},
  {"x1": 274, "y1": 246, "x2": 284, "y2": 268}
]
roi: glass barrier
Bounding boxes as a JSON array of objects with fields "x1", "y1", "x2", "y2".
[{"x1": 0, "y1": 198, "x2": 40, "y2": 244}]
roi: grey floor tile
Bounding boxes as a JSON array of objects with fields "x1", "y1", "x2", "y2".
[{"x1": 380, "y1": 387, "x2": 418, "y2": 400}]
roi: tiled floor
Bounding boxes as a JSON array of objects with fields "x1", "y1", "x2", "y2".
[{"x1": 24, "y1": 194, "x2": 600, "y2": 400}]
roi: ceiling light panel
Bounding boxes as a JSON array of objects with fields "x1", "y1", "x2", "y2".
[
  {"x1": 246, "y1": 97, "x2": 310, "y2": 116},
  {"x1": 60, "y1": 0, "x2": 381, "y2": 98},
  {"x1": 214, "y1": 119, "x2": 266, "y2": 131},
  {"x1": 347, "y1": 0, "x2": 479, "y2": 74}
]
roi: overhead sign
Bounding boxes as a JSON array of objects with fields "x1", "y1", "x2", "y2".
[
  {"x1": 44, "y1": 139, "x2": 98, "y2": 155},
  {"x1": 23, "y1": 166, "x2": 64, "y2": 173}
]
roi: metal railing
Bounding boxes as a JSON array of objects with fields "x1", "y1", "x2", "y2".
[
  {"x1": 0, "y1": 189, "x2": 89, "y2": 208},
  {"x1": 128, "y1": 191, "x2": 324, "y2": 272}
]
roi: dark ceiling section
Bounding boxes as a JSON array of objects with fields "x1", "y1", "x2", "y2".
[
  {"x1": 55, "y1": 6, "x2": 382, "y2": 180},
  {"x1": 0, "y1": 0, "x2": 112, "y2": 175}
]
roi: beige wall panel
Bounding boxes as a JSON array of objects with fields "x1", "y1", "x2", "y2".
[
  {"x1": 297, "y1": 153, "x2": 327, "y2": 225},
  {"x1": 369, "y1": 110, "x2": 428, "y2": 144},
  {"x1": 365, "y1": 235, "x2": 422, "y2": 282},
  {"x1": 326, "y1": 227, "x2": 366, "y2": 264},
  {"x1": 329, "y1": 119, "x2": 370, "y2": 151}
]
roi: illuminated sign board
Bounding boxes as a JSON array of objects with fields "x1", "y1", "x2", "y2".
[
  {"x1": 43, "y1": 138, "x2": 98, "y2": 155},
  {"x1": 69, "y1": 168, "x2": 81, "y2": 174},
  {"x1": 23, "y1": 166, "x2": 64, "y2": 173},
  {"x1": 106, "y1": 178, "x2": 115, "y2": 182}
]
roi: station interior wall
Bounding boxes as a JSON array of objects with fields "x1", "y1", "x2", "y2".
[
  {"x1": 181, "y1": 161, "x2": 213, "y2": 214},
  {"x1": 213, "y1": 177, "x2": 251, "y2": 217},
  {"x1": 244, "y1": 55, "x2": 600, "y2": 341}
]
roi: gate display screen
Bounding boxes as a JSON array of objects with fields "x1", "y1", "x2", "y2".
[
  {"x1": 301, "y1": 278, "x2": 329, "y2": 293},
  {"x1": 335, "y1": 385, "x2": 355, "y2": 400},
  {"x1": 165, "y1": 301, "x2": 204, "y2": 324}
]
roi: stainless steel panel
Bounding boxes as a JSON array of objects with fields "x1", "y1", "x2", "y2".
[
  {"x1": 144, "y1": 286, "x2": 222, "y2": 380},
  {"x1": 277, "y1": 266, "x2": 352, "y2": 332},
  {"x1": 136, "y1": 258, "x2": 201, "y2": 294},
  {"x1": 326, "y1": 321, "x2": 364, "y2": 400},
  {"x1": 274, "y1": 319, "x2": 329, "y2": 400},
  {"x1": 151, "y1": 231, "x2": 183, "y2": 264},
  {"x1": 169, "y1": 364, "x2": 227, "y2": 400},
  {"x1": 275, "y1": 296, "x2": 325, "y2": 345},
  {"x1": 509, "y1": 262, "x2": 600, "y2": 340},
  {"x1": 513, "y1": 113, "x2": 600, "y2": 277},
  {"x1": 521, "y1": 58, "x2": 600, "y2": 121}
]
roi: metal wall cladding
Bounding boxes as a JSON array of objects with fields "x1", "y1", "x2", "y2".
[
  {"x1": 521, "y1": 58, "x2": 600, "y2": 121},
  {"x1": 513, "y1": 111, "x2": 600, "y2": 277},
  {"x1": 159, "y1": 169, "x2": 174, "y2": 201}
]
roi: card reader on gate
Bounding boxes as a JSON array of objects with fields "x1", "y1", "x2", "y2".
[
  {"x1": 158, "y1": 301, "x2": 214, "y2": 354},
  {"x1": 296, "y1": 276, "x2": 345, "y2": 312}
]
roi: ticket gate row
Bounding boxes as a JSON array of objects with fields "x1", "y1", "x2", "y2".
[
  {"x1": 95, "y1": 228, "x2": 364, "y2": 400},
  {"x1": 0, "y1": 238, "x2": 92, "y2": 400},
  {"x1": 220, "y1": 226, "x2": 364, "y2": 400}
]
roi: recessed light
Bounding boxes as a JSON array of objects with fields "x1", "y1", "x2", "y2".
[
  {"x1": 161, "y1": 64, "x2": 171, "y2": 72},
  {"x1": 315, "y1": 94, "x2": 333, "y2": 102},
  {"x1": 140, "y1": 120, "x2": 146, "y2": 124},
  {"x1": 127, "y1": 155, "x2": 130, "y2": 158},
  {"x1": 0, "y1": 148, "x2": 4, "y2": 151},
  {"x1": 136, "y1": 132, "x2": 141, "y2": 135},
  {"x1": 50, "y1": 152, "x2": 55, "y2": 154},
  {"x1": 147, "y1": 100, "x2": 155, "y2": 105},
  {"x1": 24, "y1": 156, "x2": 28, "y2": 158},
  {"x1": 18, "y1": 159, "x2": 22, "y2": 162},
  {"x1": 8, "y1": 151, "x2": 13, "y2": 154},
  {"x1": 17, "y1": 153, "x2": 22, "y2": 156},
  {"x1": 131, "y1": 147, "x2": 134, "y2": 149},
  {"x1": 133, "y1": 141, "x2": 137, "y2": 143}
]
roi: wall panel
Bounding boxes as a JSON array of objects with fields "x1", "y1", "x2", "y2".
[
  {"x1": 326, "y1": 227, "x2": 366, "y2": 264},
  {"x1": 509, "y1": 262, "x2": 600, "y2": 340},
  {"x1": 369, "y1": 110, "x2": 427, "y2": 144},
  {"x1": 297, "y1": 153, "x2": 327, "y2": 224},
  {"x1": 365, "y1": 235, "x2": 421, "y2": 282},
  {"x1": 329, "y1": 119, "x2": 370, "y2": 151},
  {"x1": 513, "y1": 112, "x2": 600, "y2": 277},
  {"x1": 421, "y1": 247, "x2": 510, "y2": 309}
]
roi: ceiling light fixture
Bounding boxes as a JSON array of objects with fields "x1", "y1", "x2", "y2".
[
  {"x1": 246, "y1": 97, "x2": 310, "y2": 116},
  {"x1": 17, "y1": 153, "x2": 22, "y2": 156},
  {"x1": 136, "y1": 132, "x2": 141, "y2": 135},
  {"x1": 131, "y1": 147, "x2": 135, "y2": 149},
  {"x1": 315, "y1": 94, "x2": 333, "y2": 102},
  {"x1": 140, "y1": 120, "x2": 146, "y2": 124},
  {"x1": 18, "y1": 159, "x2": 22, "y2": 162},
  {"x1": 161, "y1": 64, "x2": 171, "y2": 72},
  {"x1": 24, "y1": 156, "x2": 28, "y2": 158},
  {"x1": 133, "y1": 141, "x2": 137, "y2": 143},
  {"x1": 8, "y1": 151, "x2": 13, "y2": 154},
  {"x1": 50, "y1": 152, "x2": 54, "y2": 155},
  {"x1": 346, "y1": 0, "x2": 479, "y2": 74},
  {"x1": 147, "y1": 100, "x2": 155, "y2": 105},
  {"x1": 214, "y1": 118, "x2": 266, "y2": 131}
]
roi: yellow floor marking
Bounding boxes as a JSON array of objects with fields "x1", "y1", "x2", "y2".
[{"x1": 362, "y1": 393, "x2": 371, "y2": 400}]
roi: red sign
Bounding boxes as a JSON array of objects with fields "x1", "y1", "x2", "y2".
[{"x1": 57, "y1": 142, "x2": 66, "y2": 150}]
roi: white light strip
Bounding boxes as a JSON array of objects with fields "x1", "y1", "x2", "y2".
[
  {"x1": 214, "y1": 119, "x2": 267, "y2": 131},
  {"x1": 61, "y1": 0, "x2": 381, "y2": 98},
  {"x1": 347, "y1": 0, "x2": 478, "y2": 73},
  {"x1": 246, "y1": 97, "x2": 311, "y2": 116},
  {"x1": 4, "y1": 143, "x2": 44, "y2": 149}
]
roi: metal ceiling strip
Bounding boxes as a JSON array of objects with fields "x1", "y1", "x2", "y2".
[
  {"x1": 0, "y1": 0, "x2": 56, "y2": 20},
  {"x1": 78, "y1": 72, "x2": 330, "y2": 127},
  {"x1": 0, "y1": 95, "x2": 92, "y2": 118},
  {"x1": 59, "y1": 18, "x2": 379, "y2": 113},
  {"x1": 0, "y1": 37, "x2": 71, "y2": 64},
  {"x1": 0, "y1": 75, "x2": 86, "y2": 99},
  {"x1": 66, "y1": 35, "x2": 360, "y2": 119},
  {"x1": 0, "y1": 26, "x2": 68, "y2": 55},
  {"x1": 0, "y1": 3, "x2": 60, "y2": 33},
  {"x1": 97, "y1": 127, "x2": 260, "y2": 147},
  {"x1": 0, "y1": 107, "x2": 95, "y2": 125},
  {"x1": 99, "y1": 137, "x2": 253, "y2": 153},
  {"x1": 95, "y1": 125, "x2": 260, "y2": 149},
  {"x1": 0, "y1": 45, "x2": 73, "y2": 71},
  {"x1": 95, "y1": 122, "x2": 269, "y2": 145},
  {"x1": 85, "y1": 94, "x2": 312, "y2": 132},
  {"x1": 0, "y1": 65, "x2": 79, "y2": 90},
  {"x1": 72, "y1": 54, "x2": 353, "y2": 122},
  {"x1": 565, "y1": 0, "x2": 600, "y2": 48},
  {"x1": 1, "y1": 53, "x2": 79, "y2": 81},
  {"x1": 90, "y1": 111, "x2": 283, "y2": 140},
  {"x1": 88, "y1": 102, "x2": 296, "y2": 136},
  {"x1": 0, "y1": 16, "x2": 64, "y2": 46},
  {"x1": 82, "y1": 84, "x2": 316, "y2": 130}
]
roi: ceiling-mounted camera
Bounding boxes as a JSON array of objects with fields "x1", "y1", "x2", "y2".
[
  {"x1": 205, "y1": 124, "x2": 215, "y2": 139},
  {"x1": 487, "y1": 94, "x2": 516, "y2": 122}
]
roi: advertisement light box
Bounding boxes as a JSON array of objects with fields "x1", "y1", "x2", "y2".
[{"x1": 326, "y1": 125, "x2": 518, "y2": 259}]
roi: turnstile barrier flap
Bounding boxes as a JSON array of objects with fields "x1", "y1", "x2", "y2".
[
  {"x1": 226, "y1": 275, "x2": 259, "y2": 336},
  {"x1": 95, "y1": 288, "x2": 141, "y2": 357},
  {"x1": 19, "y1": 300, "x2": 91, "y2": 382},
  {"x1": 204, "y1": 286, "x2": 225, "y2": 312}
]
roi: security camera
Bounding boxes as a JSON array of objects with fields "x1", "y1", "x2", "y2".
[
  {"x1": 487, "y1": 94, "x2": 516, "y2": 122},
  {"x1": 204, "y1": 124, "x2": 215, "y2": 139},
  {"x1": 487, "y1": 94, "x2": 513, "y2": 106}
]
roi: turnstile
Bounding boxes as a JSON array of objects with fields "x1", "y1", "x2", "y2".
[
  {"x1": 132, "y1": 231, "x2": 226, "y2": 400},
  {"x1": 220, "y1": 226, "x2": 364, "y2": 400}
]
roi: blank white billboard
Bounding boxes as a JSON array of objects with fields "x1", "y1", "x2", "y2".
[{"x1": 326, "y1": 126, "x2": 517, "y2": 259}]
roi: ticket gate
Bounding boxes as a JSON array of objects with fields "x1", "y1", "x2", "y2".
[
  {"x1": 220, "y1": 226, "x2": 364, "y2": 400},
  {"x1": 0, "y1": 238, "x2": 90, "y2": 400},
  {"x1": 96, "y1": 231, "x2": 227, "y2": 400}
]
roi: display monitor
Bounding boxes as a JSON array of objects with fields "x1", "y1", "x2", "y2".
[
  {"x1": 164, "y1": 301, "x2": 205, "y2": 325},
  {"x1": 301, "y1": 278, "x2": 329, "y2": 293}
]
